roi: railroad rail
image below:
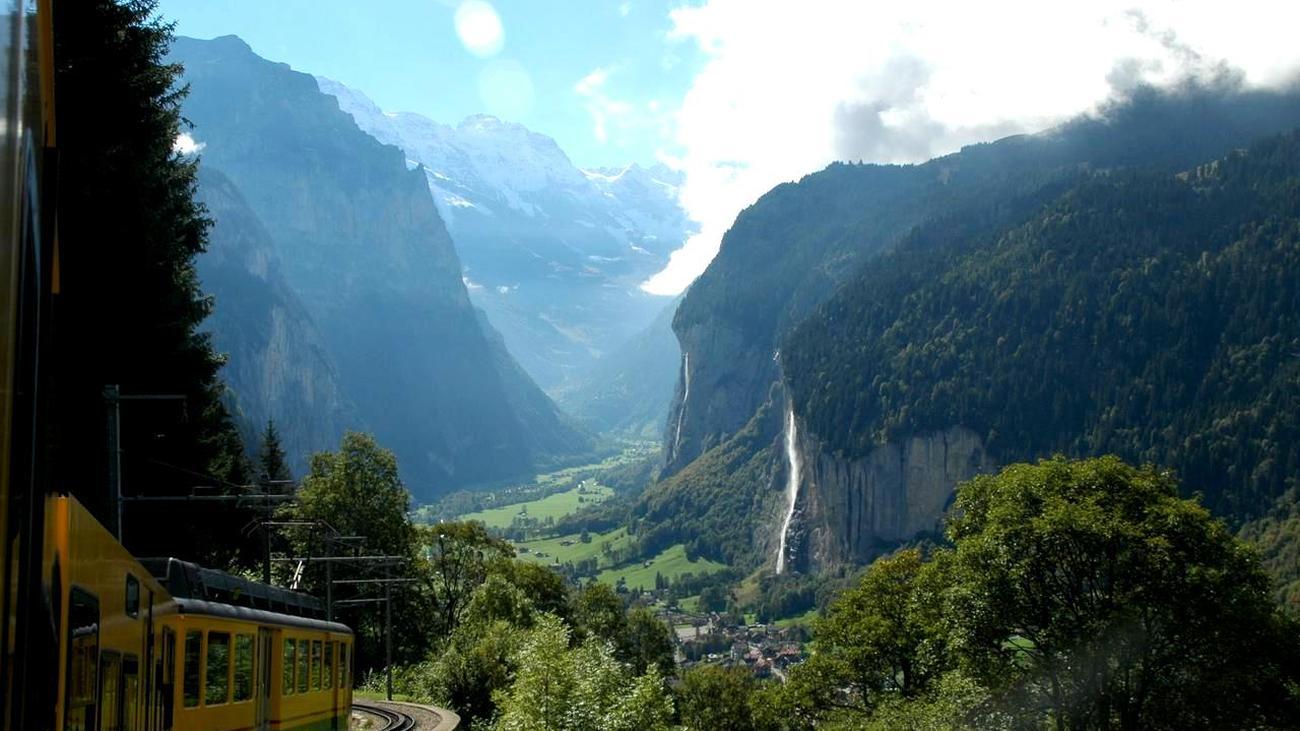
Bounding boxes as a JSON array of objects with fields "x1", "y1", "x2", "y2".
[{"x1": 354, "y1": 701, "x2": 417, "y2": 731}]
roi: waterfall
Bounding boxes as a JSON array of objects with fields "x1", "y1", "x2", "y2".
[
  {"x1": 776, "y1": 402, "x2": 801, "y2": 574},
  {"x1": 671, "y1": 352, "x2": 690, "y2": 459}
]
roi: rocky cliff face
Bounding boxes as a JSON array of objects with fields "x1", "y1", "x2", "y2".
[
  {"x1": 172, "y1": 35, "x2": 590, "y2": 497},
  {"x1": 789, "y1": 421, "x2": 994, "y2": 571},
  {"x1": 664, "y1": 321, "x2": 777, "y2": 470},
  {"x1": 195, "y1": 167, "x2": 354, "y2": 474},
  {"x1": 316, "y1": 76, "x2": 692, "y2": 392}
]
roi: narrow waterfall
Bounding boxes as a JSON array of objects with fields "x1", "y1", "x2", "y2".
[
  {"x1": 671, "y1": 352, "x2": 690, "y2": 458},
  {"x1": 776, "y1": 402, "x2": 801, "y2": 574}
]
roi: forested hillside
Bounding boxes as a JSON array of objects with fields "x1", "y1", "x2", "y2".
[
  {"x1": 786, "y1": 130, "x2": 1300, "y2": 518},
  {"x1": 636, "y1": 87, "x2": 1300, "y2": 574},
  {"x1": 663, "y1": 85, "x2": 1300, "y2": 475}
]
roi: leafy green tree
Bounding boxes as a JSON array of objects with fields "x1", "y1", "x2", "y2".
[
  {"x1": 284, "y1": 432, "x2": 425, "y2": 671},
  {"x1": 419, "y1": 521, "x2": 515, "y2": 637},
  {"x1": 493, "y1": 614, "x2": 673, "y2": 731},
  {"x1": 677, "y1": 665, "x2": 759, "y2": 731},
  {"x1": 946, "y1": 456, "x2": 1300, "y2": 729},
  {"x1": 621, "y1": 607, "x2": 675, "y2": 676},
  {"x1": 775, "y1": 456, "x2": 1300, "y2": 729},
  {"x1": 698, "y1": 585, "x2": 728, "y2": 613},
  {"x1": 287, "y1": 432, "x2": 414, "y2": 557},
  {"x1": 573, "y1": 582, "x2": 626, "y2": 644},
  {"x1": 489, "y1": 559, "x2": 573, "y2": 624}
]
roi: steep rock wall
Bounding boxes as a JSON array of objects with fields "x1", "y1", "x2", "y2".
[{"x1": 792, "y1": 423, "x2": 995, "y2": 570}]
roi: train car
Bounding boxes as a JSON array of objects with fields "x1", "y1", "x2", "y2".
[
  {"x1": 47, "y1": 496, "x2": 353, "y2": 731},
  {"x1": 0, "y1": 0, "x2": 58, "y2": 727}
]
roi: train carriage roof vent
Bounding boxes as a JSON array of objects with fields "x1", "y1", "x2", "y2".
[{"x1": 139, "y1": 557, "x2": 326, "y2": 619}]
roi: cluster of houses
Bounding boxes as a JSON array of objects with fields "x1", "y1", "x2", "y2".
[{"x1": 662, "y1": 610, "x2": 807, "y2": 678}]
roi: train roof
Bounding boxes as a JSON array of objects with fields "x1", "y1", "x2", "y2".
[
  {"x1": 172, "y1": 597, "x2": 352, "y2": 634},
  {"x1": 139, "y1": 557, "x2": 335, "y2": 623}
]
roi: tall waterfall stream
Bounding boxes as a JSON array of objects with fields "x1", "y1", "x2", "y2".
[{"x1": 776, "y1": 402, "x2": 801, "y2": 574}]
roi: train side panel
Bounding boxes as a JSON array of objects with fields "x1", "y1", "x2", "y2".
[
  {"x1": 45, "y1": 496, "x2": 176, "y2": 731},
  {"x1": 166, "y1": 614, "x2": 351, "y2": 731}
]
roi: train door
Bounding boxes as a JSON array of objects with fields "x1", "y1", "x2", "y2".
[
  {"x1": 326, "y1": 640, "x2": 337, "y2": 731},
  {"x1": 158, "y1": 628, "x2": 174, "y2": 731},
  {"x1": 254, "y1": 629, "x2": 271, "y2": 731},
  {"x1": 97, "y1": 651, "x2": 121, "y2": 731},
  {"x1": 64, "y1": 588, "x2": 100, "y2": 731}
]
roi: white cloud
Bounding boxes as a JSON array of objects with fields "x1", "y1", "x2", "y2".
[
  {"x1": 455, "y1": 0, "x2": 504, "y2": 58},
  {"x1": 641, "y1": 0, "x2": 1300, "y2": 295},
  {"x1": 575, "y1": 66, "x2": 633, "y2": 144},
  {"x1": 172, "y1": 133, "x2": 205, "y2": 156},
  {"x1": 619, "y1": 2, "x2": 632, "y2": 18}
]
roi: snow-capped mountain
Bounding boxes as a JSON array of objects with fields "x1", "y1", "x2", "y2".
[{"x1": 316, "y1": 76, "x2": 694, "y2": 393}]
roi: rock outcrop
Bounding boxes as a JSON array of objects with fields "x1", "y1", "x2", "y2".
[
  {"x1": 195, "y1": 167, "x2": 355, "y2": 473},
  {"x1": 793, "y1": 423, "x2": 994, "y2": 570}
]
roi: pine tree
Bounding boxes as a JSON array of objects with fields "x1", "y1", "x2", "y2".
[
  {"x1": 50, "y1": 0, "x2": 251, "y2": 564},
  {"x1": 257, "y1": 419, "x2": 292, "y2": 490}
]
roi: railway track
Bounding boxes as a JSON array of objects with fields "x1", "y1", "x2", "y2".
[{"x1": 354, "y1": 700, "x2": 418, "y2": 731}]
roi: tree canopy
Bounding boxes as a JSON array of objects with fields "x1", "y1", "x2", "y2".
[{"x1": 765, "y1": 456, "x2": 1300, "y2": 730}]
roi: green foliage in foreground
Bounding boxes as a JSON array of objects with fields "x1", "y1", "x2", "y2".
[
  {"x1": 753, "y1": 457, "x2": 1300, "y2": 730},
  {"x1": 1240, "y1": 490, "x2": 1300, "y2": 617},
  {"x1": 364, "y1": 573, "x2": 677, "y2": 729}
]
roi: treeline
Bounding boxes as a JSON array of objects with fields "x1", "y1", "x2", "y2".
[{"x1": 786, "y1": 130, "x2": 1300, "y2": 520}]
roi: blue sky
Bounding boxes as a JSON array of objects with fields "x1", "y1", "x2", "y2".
[
  {"x1": 156, "y1": 0, "x2": 704, "y2": 170},
  {"x1": 157, "y1": 0, "x2": 1300, "y2": 295}
]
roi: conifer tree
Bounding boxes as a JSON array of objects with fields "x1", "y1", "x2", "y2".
[
  {"x1": 50, "y1": 0, "x2": 250, "y2": 563},
  {"x1": 257, "y1": 419, "x2": 292, "y2": 490}
]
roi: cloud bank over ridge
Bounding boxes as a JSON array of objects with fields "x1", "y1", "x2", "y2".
[{"x1": 641, "y1": 0, "x2": 1300, "y2": 295}]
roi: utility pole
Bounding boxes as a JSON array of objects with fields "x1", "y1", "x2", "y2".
[
  {"x1": 385, "y1": 562, "x2": 393, "y2": 701},
  {"x1": 103, "y1": 387, "x2": 187, "y2": 541},
  {"x1": 104, "y1": 385, "x2": 122, "y2": 539}
]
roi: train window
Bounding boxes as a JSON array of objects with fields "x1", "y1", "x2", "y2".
[
  {"x1": 311, "y1": 641, "x2": 322, "y2": 691},
  {"x1": 182, "y1": 631, "x2": 201, "y2": 708},
  {"x1": 205, "y1": 632, "x2": 230, "y2": 705},
  {"x1": 162, "y1": 627, "x2": 176, "y2": 729},
  {"x1": 122, "y1": 655, "x2": 139, "y2": 731},
  {"x1": 100, "y1": 651, "x2": 122, "y2": 731},
  {"x1": 64, "y1": 589, "x2": 100, "y2": 731},
  {"x1": 296, "y1": 639, "x2": 309, "y2": 694},
  {"x1": 323, "y1": 641, "x2": 333, "y2": 689},
  {"x1": 234, "y1": 634, "x2": 253, "y2": 702},
  {"x1": 124, "y1": 575, "x2": 140, "y2": 619},
  {"x1": 282, "y1": 639, "x2": 295, "y2": 695}
]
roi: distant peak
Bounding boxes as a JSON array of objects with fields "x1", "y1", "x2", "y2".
[
  {"x1": 207, "y1": 34, "x2": 253, "y2": 52},
  {"x1": 459, "y1": 113, "x2": 507, "y2": 130}
]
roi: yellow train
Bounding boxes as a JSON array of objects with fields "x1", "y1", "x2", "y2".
[{"x1": 50, "y1": 495, "x2": 354, "y2": 731}]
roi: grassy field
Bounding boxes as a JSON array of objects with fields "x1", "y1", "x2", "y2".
[
  {"x1": 596, "y1": 544, "x2": 728, "y2": 591},
  {"x1": 515, "y1": 533, "x2": 728, "y2": 591},
  {"x1": 457, "y1": 482, "x2": 612, "y2": 529},
  {"x1": 774, "y1": 607, "x2": 820, "y2": 628},
  {"x1": 515, "y1": 527, "x2": 634, "y2": 566}
]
